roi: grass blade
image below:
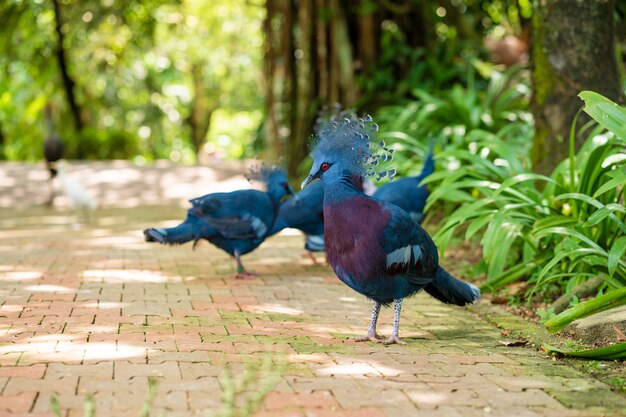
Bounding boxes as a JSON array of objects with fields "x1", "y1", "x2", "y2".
[
  {"x1": 544, "y1": 287, "x2": 626, "y2": 332},
  {"x1": 543, "y1": 342, "x2": 626, "y2": 360}
]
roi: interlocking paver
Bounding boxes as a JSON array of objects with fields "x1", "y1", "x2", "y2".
[{"x1": 1, "y1": 162, "x2": 626, "y2": 417}]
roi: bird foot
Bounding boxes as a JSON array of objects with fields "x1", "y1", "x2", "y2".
[
  {"x1": 353, "y1": 333, "x2": 385, "y2": 343},
  {"x1": 234, "y1": 270, "x2": 257, "y2": 279},
  {"x1": 382, "y1": 334, "x2": 406, "y2": 345},
  {"x1": 304, "y1": 251, "x2": 322, "y2": 265}
]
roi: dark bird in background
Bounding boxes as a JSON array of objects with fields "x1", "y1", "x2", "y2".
[
  {"x1": 301, "y1": 114, "x2": 480, "y2": 344},
  {"x1": 372, "y1": 139, "x2": 435, "y2": 224},
  {"x1": 144, "y1": 166, "x2": 293, "y2": 278},
  {"x1": 267, "y1": 180, "x2": 326, "y2": 264},
  {"x1": 43, "y1": 103, "x2": 64, "y2": 205}
]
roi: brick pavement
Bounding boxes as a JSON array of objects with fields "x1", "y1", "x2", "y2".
[{"x1": 1, "y1": 162, "x2": 626, "y2": 417}]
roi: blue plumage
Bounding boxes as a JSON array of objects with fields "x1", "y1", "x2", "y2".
[
  {"x1": 144, "y1": 166, "x2": 293, "y2": 277},
  {"x1": 301, "y1": 114, "x2": 480, "y2": 344},
  {"x1": 267, "y1": 180, "x2": 326, "y2": 257},
  {"x1": 372, "y1": 143, "x2": 435, "y2": 224}
]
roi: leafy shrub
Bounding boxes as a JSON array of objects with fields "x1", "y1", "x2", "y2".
[
  {"x1": 375, "y1": 66, "x2": 531, "y2": 178},
  {"x1": 425, "y1": 91, "x2": 626, "y2": 325}
]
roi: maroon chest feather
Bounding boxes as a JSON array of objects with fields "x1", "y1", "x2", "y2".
[{"x1": 324, "y1": 196, "x2": 390, "y2": 280}]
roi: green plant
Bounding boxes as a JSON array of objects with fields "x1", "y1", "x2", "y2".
[
  {"x1": 537, "y1": 307, "x2": 556, "y2": 323},
  {"x1": 375, "y1": 66, "x2": 531, "y2": 178},
  {"x1": 543, "y1": 342, "x2": 626, "y2": 360},
  {"x1": 209, "y1": 353, "x2": 285, "y2": 417},
  {"x1": 424, "y1": 91, "x2": 626, "y2": 326}
]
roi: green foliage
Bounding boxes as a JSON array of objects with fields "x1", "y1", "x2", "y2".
[
  {"x1": 423, "y1": 91, "x2": 626, "y2": 326},
  {"x1": 375, "y1": 66, "x2": 531, "y2": 186},
  {"x1": 537, "y1": 307, "x2": 556, "y2": 323},
  {"x1": 209, "y1": 354, "x2": 285, "y2": 417},
  {"x1": 0, "y1": 0, "x2": 264, "y2": 162}
]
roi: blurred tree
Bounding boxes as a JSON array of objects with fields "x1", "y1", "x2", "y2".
[
  {"x1": 51, "y1": 0, "x2": 84, "y2": 132},
  {"x1": 531, "y1": 0, "x2": 624, "y2": 174},
  {"x1": 155, "y1": 0, "x2": 265, "y2": 160},
  {"x1": 263, "y1": 0, "x2": 441, "y2": 179}
]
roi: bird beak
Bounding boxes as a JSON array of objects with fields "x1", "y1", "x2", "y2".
[{"x1": 301, "y1": 174, "x2": 317, "y2": 190}]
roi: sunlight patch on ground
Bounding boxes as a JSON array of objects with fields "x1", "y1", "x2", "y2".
[
  {"x1": 30, "y1": 334, "x2": 76, "y2": 342},
  {"x1": 82, "y1": 301, "x2": 128, "y2": 309},
  {"x1": 81, "y1": 269, "x2": 180, "y2": 283},
  {"x1": 68, "y1": 325, "x2": 119, "y2": 333},
  {"x1": 0, "y1": 270, "x2": 43, "y2": 281},
  {"x1": 277, "y1": 229, "x2": 304, "y2": 236},
  {"x1": 0, "y1": 304, "x2": 23, "y2": 313},
  {"x1": 315, "y1": 362, "x2": 384, "y2": 376},
  {"x1": 2, "y1": 341, "x2": 151, "y2": 363},
  {"x1": 78, "y1": 235, "x2": 148, "y2": 249},
  {"x1": 248, "y1": 303, "x2": 303, "y2": 316},
  {"x1": 405, "y1": 390, "x2": 448, "y2": 405},
  {"x1": 24, "y1": 284, "x2": 75, "y2": 293}
]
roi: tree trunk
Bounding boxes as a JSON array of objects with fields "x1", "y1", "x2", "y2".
[
  {"x1": 51, "y1": 0, "x2": 83, "y2": 133},
  {"x1": 187, "y1": 63, "x2": 215, "y2": 158},
  {"x1": 289, "y1": 0, "x2": 315, "y2": 177},
  {"x1": 263, "y1": 0, "x2": 282, "y2": 161},
  {"x1": 531, "y1": 0, "x2": 623, "y2": 174}
]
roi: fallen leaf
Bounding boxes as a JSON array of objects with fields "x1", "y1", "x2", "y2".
[
  {"x1": 499, "y1": 339, "x2": 528, "y2": 347},
  {"x1": 613, "y1": 326, "x2": 626, "y2": 342},
  {"x1": 501, "y1": 329, "x2": 511, "y2": 336}
]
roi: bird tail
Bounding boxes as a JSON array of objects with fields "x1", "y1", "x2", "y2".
[
  {"x1": 424, "y1": 267, "x2": 480, "y2": 306},
  {"x1": 418, "y1": 137, "x2": 436, "y2": 179},
  {"x1": 143, "y1": 223, "x2": 198, "y2": 245}
]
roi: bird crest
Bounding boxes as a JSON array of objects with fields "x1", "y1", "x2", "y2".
[
  {"x1": 312, "y1": 108, "x2": 396, "y2": 181},
  {"x1": 244, "y1": 161, "x2": 286, "y2": 186}
]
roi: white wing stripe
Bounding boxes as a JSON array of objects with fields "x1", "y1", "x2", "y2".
[
  {"x1": 242, "y1": 214, "x2": 268, "y2": 238},
  {"x1": 411, "y1": 245, "x2": 422, "y2": 262},
  {"x1": 386, "y1": 244, "x2": 423, "y2": 268},
  {"x1": 386, "y1": 245, "x2": 411, "y2": 268}
]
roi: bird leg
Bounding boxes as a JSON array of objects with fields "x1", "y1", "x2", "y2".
[
  {"x1": 46, "y1": 177, "x2": 56, "y2": 207},
  {"x1": 234, "y1": 249, "x2": 256, "y2": 279},
  {"x1": 354, "y1": 302, "x2": 384, "y2": 342},
  {"x1": 383, "y1": 299, "x2": 407, "y2": 345},
  {"x1": 304, "y1": 251, "x2": 322, "y2": 265}
]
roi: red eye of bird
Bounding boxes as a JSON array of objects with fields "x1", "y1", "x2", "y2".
[
  {"x1": 321, "y1": 162, "x2": 330, "y2": 171},
  {"x1": 283, "y1": 183, "x2": 289, "y2": 190}
]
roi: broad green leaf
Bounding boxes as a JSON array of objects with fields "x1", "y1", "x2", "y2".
[
  {"x1": 536, "y1": 248, "x2": 599, "y2": 286},
  {"x1": 593, "y1": 167, "x2": 626, "y2": 198},
  {"x1": 533, "y1": 216, "x2": 577, "y2": 232},
  {"x1": 554, "y1": 193, "x2": 626, "y2": 233},
  {"x1": 579, "y1": 91, "x2": 626, "y2": 142},
  {"x1": 465, "y1": 214, "x2": 495, "y2": 240},
  {"x1": 533, "y1": 226, "x2": 604, "y2": 253},
  {"x1": 493, "y1": 173, "x2": 559, "y2": 196},
  {"x1": 608, "y1": 236, "x2": 626, "y2": 277}
]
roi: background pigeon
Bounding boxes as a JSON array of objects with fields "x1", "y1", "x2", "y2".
[
  {"x1": 372, "y1": 140, "x2": 435, "y2": 224},
  {"x1": 267, "y1": 180, "x2": 326, "y2": 264},
  {"x1": 301, "y1": 114, "x2": 480, "y2": 344},
  {"x1": 144, "y1": 165, "x2": 293, "y2": 278}
]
